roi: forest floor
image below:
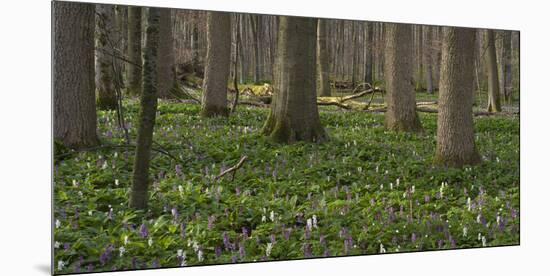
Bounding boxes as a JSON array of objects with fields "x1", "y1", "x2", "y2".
[{"x1": 53, "y1": 100, "x2": 519, "y2": 274}]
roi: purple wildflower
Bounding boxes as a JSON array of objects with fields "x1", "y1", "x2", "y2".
[
  {"x1": 424, "y1": 195, "x2": 430, "y2": 203},
  {"x1": 270, "y1": 233, "x2": 276, "y2": 244},
  {"x1": 305, "y1": 226, "x2": 311, "y2": 240},
  {"x1": 208, "y1": 215, "x2": 216, "y2": 230},
  {"x1": 239, "y1": 242, "x2": 246, "y2": 259},
  {"x1": 242, "y1": 227, "x2": 249, "y2": 238},
  {"x1": 175, "y1": 164, "x2": 182, "y2": 176},
  {"x1": 87, "y1": 264, "x2": 93, "y2": 272},
  {"x1": 411, "y1": 233, "x2": 417, "y2": 243},
  {"x1": 151, "y1": 260, "x2": 159, "y2": 268},
  {"x1": 215, "y1": 246, "x2": 222, "y2": 258},
  {"x1": 231, "y1": 255, "x2": 237, "y2": 263},
  {"x1": 284, "y1": 228, "x2": 291, "y2": 241},
  {"x1": 139, "y1": 223, "x2": 148, "y2": 238},
  {"x1": 223, "y1": 232, "x2": 232, "y2": 250}
]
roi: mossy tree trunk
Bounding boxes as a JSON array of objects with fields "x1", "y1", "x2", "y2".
[
  {"x1": 201, "y1": 11, "x2": 232, "y2": 117},
  {"x1": 502, "y1": 31, "x2": 513, "y2": 103},
  {"x1": 158, "y1": 8, "x2": 175, "y2": 99},
  {"x1": 486, "y1": 29, "x2": 501, "y2": 112},
  {"x1": 53, "y1": 1, "x2": 99, "y2": 149},
  {"x1": 317, "y1": 18, "x2": 331, "y2": 97},
  {"x1": 434, "y1": 27, "x2": 481, "y2": 167},
  {"x1": 95, "y1": 4, "x2": 118, "y2": 110},
  {"x1": 384, "y1": 23, "x2": 423, "y2": 132},
  {"x1": 130, "y1": 7, "x2": 160, "y2": 210},
  {"x1": 127, "y1": 6, "x2": 142, "y2": 96},
  {"x1": 262, "y1": 16, "x2": 327, "y2": 143}
]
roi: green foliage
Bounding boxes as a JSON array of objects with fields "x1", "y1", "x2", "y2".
[{"x1": 53, "y1": 101, "x2": 519, "y2": 273}]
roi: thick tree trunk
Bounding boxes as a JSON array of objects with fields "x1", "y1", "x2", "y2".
[
  {"x1": 364, "y1": 22, "x2": 374, "y2": 85},
  {"x1": 130, "y1": 7, "x2": 161, "y2": 210},
  {"x1": 351, "y1": 22, "x2": 357, "y2": 88},
  {"x1": 127, "y1": 7, "x2": 142, "y2": 96},
  {"x1": 96, "y1": 5, "x2": 118, "y2": 110},
  {"x1": 53, "y1": 1, "x2": 99, "y2": 149},
  {"x1": 434, "y1": 27, "x2": 481, "y2": 167},
  {"x1": 262, "y1": 17, "x2": 327, "y2": 143},
  {"x1": 251, "y1": 15, "x2": 262, "y2": 83},
  {"x1": 486, "y1": 29, "x2": 501, "y2": 112},
  {"x1": 158, "y1": 8, "x2": 175, "y2": 98},
  {"x1": 317, "y1": 19, "x2": 331, "y2": 97},
  {"x1": 115, "y1": 6, "x2": 128, "y2": 87},
  {"x1": 384, "y1": 23, "x2": 423, "y2": 132},
  {"x1": 424, "y1": 26, "x2": 434, "y2": 94},
  {"x1": 201, "y1": 11, "x2": 232, "y2": 117},
  {"x1": 191, "y1": 13, "x2": 200, "y2": 74}
]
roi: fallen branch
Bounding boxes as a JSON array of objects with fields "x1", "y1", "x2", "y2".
[
  {"x1": 317, "y1": 100, "x2": 352, "y2": 109},
  {"x1": 215, "y1": 156, "x2": 248, "y2": 181}
]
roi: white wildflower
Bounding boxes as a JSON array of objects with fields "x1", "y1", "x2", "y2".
[
  {"x1": 119, "y1": 246, "x2": 126, "y2": 257},
  {"x1": 57, "y1": 260, "x2": 65, "y2": 271},
  {"x1": 177, "y1": 249, "x2": 183, "y2": 257},
  {"x1": 463, "y1": 226, "x2": 468, "y2": 237},
  {"x1": 411, "y1": 185, "x2": 415, "y2": 193},
  {"x1": 306, "y1": 218, "x2": 313, "y2": 231},
  {"x1": 262, "y1": 215, "x2": 267, "y2": 222},
  {"x1": 115, "y1": 179, "x2": 119, "y2": 186},
  {"x1": 379, "y1": 243, "x2": 386, "y2": 253},
  {"x1": 266, "y1": 243, "x2": 273, "y2": 257},
  {"x1": 390, "y1": 183, "x2": 393, "y2": 190},
  {"x1": 496, "y1": 215, "x2": 501, "y2": 225},
  {"x1": 148, "y1": 238, "x2": 153, "y2": 247},
  {"x1": 197, "y1": 250, "x2": 204, "y2": 262},
  {"x1": 376, "y1": 166, "x2": 379, "y2": 173},
  {"x1": 124, "y1": 235, "x2": 129, "y2": 245},
  {"x1": 55, "y1": 219, "x2": 61, "y2": 229},
  {"x1": 481, "y1": 236, "x2": 487, "y2": 247},
  {"x1": 312, "y1": 215, "x2": 318, "y2": 228},
  {"x1": 54, "y1": 241, "x2": 61, "y2": 249},
  {"x1": 102, "y1": 161, "x2": 108, "y2": 170},
  {"x1": 192, "y1": 240, "x2": 199, "y2": 252},
  {"x1": 380, "y1": 184, "x2": 384, "y2": 190},
  {"x1": 114, "y1": 152, "x2": 118, "y2": 158},
  {"x1": 467, "y1": 197, "x2": 471, "y2": 211},
  {"x1": 178, "y1": 185, "x2": 184, "y2": 193},
  {"x1": 270, "y1": 210, "x2": 275, "y2": 222},
  {"x1": 72, "y1": 180, "x2": 77, "y2": 187},
  {"x1": 88, "y1": 210, "x2": 93, "y2": 216},
  {"x1": 396, "y1": 178, "x2": 400, "y2": 186},
  {"x1": 78, "y1": 191, "x2": 83, "y2": 197},
  {"x1": 476, "y1": 214, "x2": 481, "y2": 223},
  {"x1": 477, "y1": 233, "x2": 481, "y2": 241}
]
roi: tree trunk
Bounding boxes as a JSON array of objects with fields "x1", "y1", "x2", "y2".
[
  {"x1": 424, "y1": 26, "x2": 434, "y2": 94},
  {"x1": 262, "y1": 17, "x2": 327, "y2": 143},
  {"x1": 251, "y1": 15, "x2": 262, "y2": 83},
  {"x1": 127, "y1": 7, "x2": 142, "y2": 96},
  {"x1": 384, "y1": 23, "x2": 423, "y2": 132},
  {"x1": 502, "y1": 31, "x2": 513, "y2": 103},
  {"x1": 317, "y1": 19, "x2": 331, "y2": 97},
  {"x1": 434, "y1": 27, "x2": 481, "y2": 167},
  {"x1": 95, "y1": 5, "x2": 118, "y2": 110},
  {"x1": 191, "y1": 13, "x2": 200, "y2": 74},
  {"x1": 351, "y1": 22, "x2": 357, "y2": 88},
  {"x1": 486, "y1": 29, "x2": 501, "y2": 112},
  {"x1": 115, "y1": 5, "x2": 128, "y2": 87},
  {"x1": 364, "y1": 22, "x2": 374, "y2": 85},
  {"x1": 130, "y1": 7, "x2": 161, "y2": 210},
  {"x1": 201, "y1": 11, "x2": 232, "y2": 117},
  {"x1": 53, "y1": 1, "x2": 99, "y2": 149},
  {"x1": 158, "y1": 8, "x2": 175, "y2": 98}
]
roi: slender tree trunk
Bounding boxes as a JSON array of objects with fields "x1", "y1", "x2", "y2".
[
  {"x1": 384, "y1": 23, "x2": 423, "y2": 132},
  {"x1": 262, "y1": 16, "x2": 327, "y2": 143},
  {"x1": 53, "y1": 1, "x2": 99, "y2": 149},
  {"x1": 424, "y1": 26, "x2": 434, "y2": 94},
  {"x1": 191, "y1": 13, "x2": 200, "y2": 74},
  {"x1": 127, "y1": 6, "x2": 142, "y2": 96},
  {"x1": 351, "y1": 22, "x2": 357, "y2": 88},
  {"x1": 96, "y1": 5, "x2": 118, "y2": 110},
  {"x1": 158, "y1": 8, "x2": 175, "y2": 98},
  {"x1": 486, "y1": 29, "x2": 501, "y2": 112},
  {"x1": 201, "y1": 11, "x2": 232, "y2": 117},
  {"x1": 115, "y1": 5, "x2": 128, "y2": 87},
  {"x1": 434, "y1": 27, "x2": 480, "y2": 167},
  {"x1": 502, "y1": 31, "x2": 513, "y2": 103},
  {"x1": 130, "y1": 7, "x2": 161, "y2": 210},
  {"x1": 364, "y1": 22, "x2": 374, "y2": 85},
  {"x1": 317, "y1": 19, "x2": 331, "y2": 97},
  {"x1": 250, "y1": 15, "x2": 262, "y2": 83}
]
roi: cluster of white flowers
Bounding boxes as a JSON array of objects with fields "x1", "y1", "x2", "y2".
[
  {"x1": 119, "y1": 246, "x2": 126, "y2": 257},
  {"x1": 467, "y1": 197, "x2": 472, "y2": 211},
  {"x1": 481, "y1": 236, "x2": 487, "y2": 247},
  {"x1": 115, "y1": 179, "x2": 119, "y2": 186},
  {"x1": 124, "y1": 235, "x2": 129, "y2": 245},
  {"x1": 54, "y1": 241, "x2": 61, "y2": 249},
  {"x1": 270, "y1": 210, "x2": 275, "y2": 222},
  {"x1": 379, "y1": 243, "x2": 386, "y2": 253},
  {"x1": 266, "y1": 243, "x2": 273, "y2": 257},
  {"x1": 312, "y1": 215, "x2": 318, "y2": 228},
  {"x1": 463, "y1": 226, "x2": 468, "y2": 237},
  {"x1": 57, "y1": 260, "x2": 65, "y2": 271},
  {"x1": 306, "y1": 218, "x2": 313, "y2": 231},
  {"x1": 177, "y1": 249, "x2": 187, "y2": 266},
  {"x1": 148, "y1": 238, "x2": 153, "y2": 247},
  {"x1": 55, "y1": 219, "x2": 61, "y2": 229},
  {"x1": 197, "y1": 249, "x2": 204, "y2": 262}
]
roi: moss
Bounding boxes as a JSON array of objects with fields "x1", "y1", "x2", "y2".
[
  {"x1": 433, "y1": 151, "x2": 481, "y2": 168},
  {"x1": 200, "y1": 105, "x2": 229, "y2": 118},
  {"x1": 384, "y1": 114, "x2": 424, "y2": 133}
]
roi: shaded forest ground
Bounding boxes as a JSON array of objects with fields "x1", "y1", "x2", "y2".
[{"x1": 53, "y1": 100, "x2": 519, "y2": 273}]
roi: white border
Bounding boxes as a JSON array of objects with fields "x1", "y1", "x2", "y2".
[{"x1": 2, "y1": 0, "x2": 549, "y2": 275}]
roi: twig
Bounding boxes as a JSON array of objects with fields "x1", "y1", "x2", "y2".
[{"x1": 215, "y1": 156, "x2": 248, "y2": 181}]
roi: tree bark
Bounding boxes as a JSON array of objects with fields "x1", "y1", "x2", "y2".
[
  {"x1": 502, "y1": 31, "x2": 513, "y2": 103},
  {"x1": 317, "y1": 19, "x2": 331, "y2": 97},
  {"x1": 127, "y1": 6, "x2": 142, "y2": 96},
  {"x1": 158, "y1": 8, "x2": 175, "y2": 98},
  {"x1": 201, "y1": 11, "x2": 232, "y2": 117},
  {"x1": 53, "y1": 1, "x2": 99, "y2": 149},
  {"x1": 262, "y1": 16, "x2": 327, "y2": 143},
  {"x1": 364, "y1": 22, "x2": 374, "y2": 85},
  {"x1": 130, "y1": 7, "x2": 161, "y2": 210},
  {"x1": 115, "y1": 5, "x2": 128, "y2": 87},
  {"x1": 486, "y1": 29, "x2": 501, "y2": 112},
  {"x1": 434, "y1": 27, "x2": 481, "y2": 167},
  {"x1": 95, "y1": 4, "x2": 118, "y2": 110},
  {"x1": 384, "y1": 23, "x2": 423, "y2": 132},
  {"x1": 424, "y1": 26, "x2": 434, "y2": 94}
]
